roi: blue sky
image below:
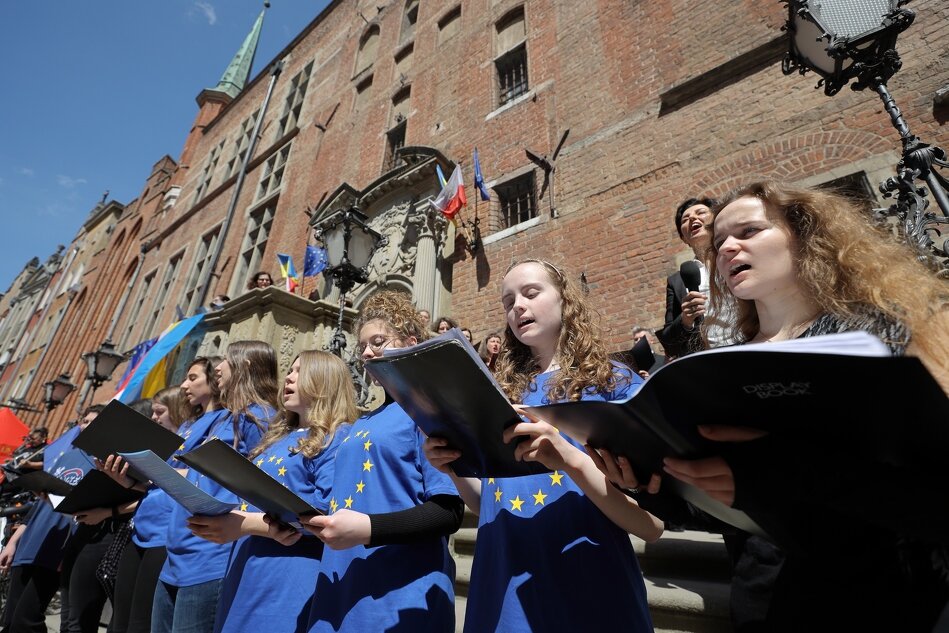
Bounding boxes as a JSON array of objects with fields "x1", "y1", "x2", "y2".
[{"x1": 0, "y1": 1, "x2": 331, "y2": 293}]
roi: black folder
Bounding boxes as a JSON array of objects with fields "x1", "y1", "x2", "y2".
[
  {"x1": 72, "y1": 400, "x2": 183, "y2": 462},
  {"x1": 40, "y1": 470, "x2": 144, "y2": 515},
  {"x1": 177, "y1": 439, "x2": 323, "y2": 525},
  {"x1": 363, "y1": 329, "x2": 548, "y2": 479},
  {"x1": 11, "y1": 470, "x2": 74, "y2": 497}
]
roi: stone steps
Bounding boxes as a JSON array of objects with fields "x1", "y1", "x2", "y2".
[{"x1": 451, "y1": 515, "x2": 733, "y2": 632}]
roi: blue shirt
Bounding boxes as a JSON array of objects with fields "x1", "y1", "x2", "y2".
[
  {"x1": 214, "y1": 426, "x2": 349, "y2": 633},
  {"x1": 14, "y1": 445, "x2": 95, "y2": 569},
  {"x1": 464, "y1": 365, "x2": 654, "y2": 633},
  {"x1": 307, "y1": 400, "x2": 458, "y2": 633},
  {"x1": 160, "y1": 405, "x2": 272, "y2": 587}
]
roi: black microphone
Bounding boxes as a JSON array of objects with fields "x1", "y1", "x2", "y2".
[{"x1": 679, "y1": 261, "x2": 701, "y2": 293}]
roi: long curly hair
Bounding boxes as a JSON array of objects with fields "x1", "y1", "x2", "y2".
[
  {"x1": 705, "y1": 181, "x2": 949, "y2": 368},
  {"x1": 250, "y1": 351, "x2": 358, "y2": 460},
  {"x1": 219, "y1": 341, "x2": 280, "y2": 443},
  {"x1": 355, "y1": 290, "x2": 430, "y2": 345},
  {"x1": 152, "y1": 386, "x2": 194, "y2": 431},
  {"x1": 494, "y1": 259, "x2": 623, "y2": 403}
]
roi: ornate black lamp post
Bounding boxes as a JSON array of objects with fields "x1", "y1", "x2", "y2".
[
  {"x1": 313, "y1": 206, "x2": 385, "y2": 406},
  {"x1": 783, "y1": 0, "x2": 949, "y2": 274},
  {"x1": 81, "y1": 340, "x2": 125, "y2": 393},
  {"x1": 42, "y1": 373, "x2": 76, "y2": 412}
]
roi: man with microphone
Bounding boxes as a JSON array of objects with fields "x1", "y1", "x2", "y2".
[{"x1": 656, "y1": 197, "x2": 723, "y2": 357}]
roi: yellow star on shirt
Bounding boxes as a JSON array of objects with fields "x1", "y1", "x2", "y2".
[
  {"x1": 256, "y1": 458, "x2": 264, "y2": 467},
  {"x1": 268, "y1": 455, "x2": 276, "y2": 463},
  {"x1": 494, "y1": 488, "x2": 503, "y2": 502},
  {"x1": 330, "y1": 498, "x2": 338, "y2": 512},
  {"x1": 509, "y1": 496, "x2": 524, "y2": 512},
  {"x1": 362, "y1": 459, "x2": 374, "y2": 472},
  {"x1": 276, "y1": 457, "x2": 284, "y2": 464},
  {"x1": 363, "y1": 440, "x2": 372, "y2": 451},
  {"x1": 356, "y1": 481, "x2": 365, "y2": 493},
  {"x1": 277, "y1": 466, "x2": 287, "y2": 477},
  {"x1": 533, "y1": 489, "x2": 547, "y2": 506},
  {"x1": 178, "y1": 443, "x2": 186, "y2": 451},
  {"x1": 344, "y1": 496, "x2": 354, "y2": 508},
  {"x1": 549, "y1": 471, "x2": 564, "y2": 486},
  {"x1": 343, "y1": 435, "x2": 351, "y2": 442},
  {"x1": 487, "y1": 478, "x2": 495, "y2": 484},
  {"x1": 240, "y1": 503, "x2": 248, "y2": 512}
]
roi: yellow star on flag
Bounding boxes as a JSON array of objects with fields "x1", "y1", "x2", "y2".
[
  {"x1": 549, "y1": 471, "x2": 564, "y2": 486},
  {"x1": 494, "y1": 488, "x2": 503, "y2": 502},
  {"x1": 363, "y1": 440, "x2": 372, "y2": 451},
  {"x1": 278, "y1": 466, "x2": 287, "y2": 477},
  {"x1": 356, "y1": 481, "x2": 365, "y2": 493},
  {"x1": 344, "y1": 496, "x2": 354, "y2": 508},
  {"x1": 362, "y1": 459, "x2": 374, "y2": 472},
  {"x1": 509, "y1": 496, "x2": 524, "y2": 512},
  {"x1": 533, "y1": 489, "x2": 547, "y2": 505}
]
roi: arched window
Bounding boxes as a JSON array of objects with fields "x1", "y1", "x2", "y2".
[
  {"x1": 401, "y1": 0, "x2": 419, "y2": 43},
  {"x1": 355, "y1": 25, "x2": 380, "y2": 76}
]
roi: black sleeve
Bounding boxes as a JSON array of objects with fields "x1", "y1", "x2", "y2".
[
  {"x1": 656, "y1": 277, "x2": 703, "y2": 358},
  {"x1": 630, "y1": 488, "x2": 732, "y2": 534},
  {"x1": 368, "y1": 494, "x2": 465, "y2": 547}
]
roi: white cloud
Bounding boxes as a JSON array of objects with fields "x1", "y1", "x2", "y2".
[
  {"x1": 192, "y1": 2, "x2": 217, "y2": 25},
  {"x1": 56, "y1": 175, "x2": 87, "y2": 188},
  {"x1": 18, "y1": 167, "x2": 34, "y2": 176}
]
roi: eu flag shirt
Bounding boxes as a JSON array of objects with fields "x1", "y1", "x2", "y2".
[
  {"x1": 214, "y1": 425, "x2": 349, "y2": 633},
  {"x1": 464, "y1": 365, "x2": 654, "y2": 633},
  {"x1": 307, "y1": 399, "x2": 458, "y2": 633}
]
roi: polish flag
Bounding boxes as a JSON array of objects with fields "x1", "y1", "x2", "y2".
[{"x1": 430, "y1": 165, "x2": 467, "y2": 220}]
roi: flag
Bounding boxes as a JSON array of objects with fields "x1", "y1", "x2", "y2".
[
  {"x1": 114, "y1": 337, "x2": 158, "y2": 395},
  {"x1": 277, "y1": 254, "x2": 300, "y2": 292},
  {"x1": 43, "y1": 424, "x2": 81, "y2": 472},
  {"x1": 435, "y1": 164, "x2": 448, "y2": 188},
  {"x1": 430, "y1": 165, "x2": 467, "y2": 220},
  {"x1": 303, "y1": 245, "x2": 328, "y2": 277},
  {"x1": 473, "y1": 148, "x2": 491, "y2": 201},
  {"x1": 114, "y1": 314, "x2": 205, "y2": 403},
  {"x1": 174, "y1": 305, "x2": 186, "y2": 321},
  {"x1": 0, "y1": 408, "x2": 30, "y2": 465}
]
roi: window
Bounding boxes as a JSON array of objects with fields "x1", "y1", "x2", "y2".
[
  {"x1": 819, "y1": 172, "x2": 877, "y2": 211},
  {"x1": 355, "y1": 26, "x2": 380, "y2": 76},
  {"x1": 180, "y1": 228, "x2": 221, "y2": 316},
  {"x1": 354, "y1": 75, "x2": 374, "y2": 111},
  {"x1": 225, "y1": 110, "x2": 260, "y2": 178},
  {"x1": 384, "y1": 121, "x2": 407, "y2": 173},
  {"x1": 193, "y1": 141, "x2": 225, "y2": 204},
  {"x1": 257, "y1": 143, "x2": 292, "y2": 200},
  {"x1": 495, "y1": 8, "x2": 528, "y2": 107},
  {"x1": 144, "y1": 253, "x2": 183, "y2": 339},
  {"x1": 438, "y1": 6, "x2": 461, "y2": 42},
  {"x1": 394, "y1": 42, "x2": 414, "y2": 75},
  {"x1": 401, "y1": 0, "x2": 419, "y2": 43},
  {"x1": 275, "y1": 62, "x2": 313, "y2": 139},
  {"x1": 120, "y1": 269, "x2": 156, "y2": 348},
  {"x1": 496, "y1": 172, "x2": 537, "y2": 228},
  {"x1": 231, "y1": 203, "x2": 276, "y2": 296}
]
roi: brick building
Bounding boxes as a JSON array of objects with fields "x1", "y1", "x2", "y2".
[{"x1": 3, "y1": 0, "x2": 947, "y2": 439}]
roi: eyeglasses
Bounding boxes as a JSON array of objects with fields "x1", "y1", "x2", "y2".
[{"x1": 355, "y1": 337, "x2": 393, "y2": 356}]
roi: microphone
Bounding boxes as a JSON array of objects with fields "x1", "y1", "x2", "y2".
[{"x1": 679, "y1": 261, "x2": 701, "y2": 293}]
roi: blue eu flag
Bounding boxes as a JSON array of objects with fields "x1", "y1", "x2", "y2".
[{"x1": 304, "y1": 245, "x2": 328, "y2": 277}]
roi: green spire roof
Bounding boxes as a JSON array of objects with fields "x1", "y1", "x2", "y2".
[{"x1": 210, "y1": 8, "x2": 266, "y2": 99}]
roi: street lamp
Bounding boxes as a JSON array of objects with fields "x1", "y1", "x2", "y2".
[
  {"x1": 80, "y1": 340, "x2": 125, "y2": 390},
  {"x1": 782, "y1": 0, "x2": 949, "y2": 273},
  {"x1": 313, "y1": 206, "x2": 385, "y2": 356},
  {"x1": 42, "y1": 373, "x2": 76, "y2": 412}
]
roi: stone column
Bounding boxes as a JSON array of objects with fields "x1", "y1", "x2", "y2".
[{"x1": 407, "y1": 204, "x2": 449, "y2": 314}]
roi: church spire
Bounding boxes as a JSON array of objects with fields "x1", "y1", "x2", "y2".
[{"x1": 209, "y1": 6, "x2": 267, "y2": 100}]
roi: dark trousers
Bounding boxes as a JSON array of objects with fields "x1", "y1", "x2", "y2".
[
  {"x1": 110, "y1": 544, "x2": 166, "y2": 633},
  {"x1": 60, "y1": 528, "x2": 114, "y2": 633},
  {"x1": 0, "y1": 564, "x2": 60, "y2": 633}
]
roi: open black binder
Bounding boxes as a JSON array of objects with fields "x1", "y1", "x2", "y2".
[
  {"x1": 177, "y1": 439, "x2": 323, "y2": 525},
  {"x1": 364, "y1": 329, "x2": 548, "y2": 479},
  {"x1": 72, "y1": 400, "x2": 183, "y2": 462},
  {"x1": 12, "y1": 468, "x2": 143, "y2": 514}
]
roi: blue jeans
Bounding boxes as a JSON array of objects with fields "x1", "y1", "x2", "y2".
[{"x1": 151, "y1": 579, "x2": 223, "y2": 633}]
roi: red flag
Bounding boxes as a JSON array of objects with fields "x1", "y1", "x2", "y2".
[
  {"x1": 430, "y1": 165, "x2": 467, "y2": 220},
  {"x1": 0, "y1": 408, "x2": 31, "y2": 464}
]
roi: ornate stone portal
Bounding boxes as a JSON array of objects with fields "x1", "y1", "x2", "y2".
[{"x1": 179, "y1": 146, "x2": 456, "y2": 404}]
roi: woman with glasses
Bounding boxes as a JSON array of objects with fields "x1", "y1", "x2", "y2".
[{"x1": 284, "y1": 290, "x2": 464, "y2": 633}]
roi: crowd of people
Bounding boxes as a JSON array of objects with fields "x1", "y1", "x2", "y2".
[{"x1": 0, "y1": 180, "x2": 946, "y2": 632}]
